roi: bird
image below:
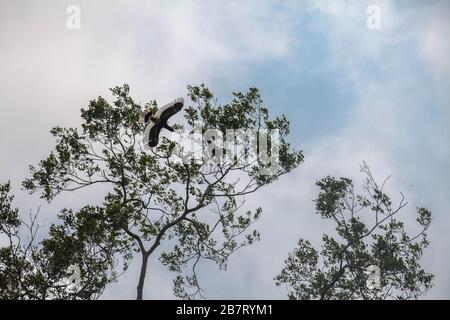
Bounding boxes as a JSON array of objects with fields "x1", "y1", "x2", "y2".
[{"x1": 140, "y1": 97, "x2": 184, "y2": 148}]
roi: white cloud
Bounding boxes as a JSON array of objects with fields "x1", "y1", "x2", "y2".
[
  {"x1": 414, "y1": 3, "x2": 450, "y2": 81},
  {"x1": 304, "y1": 0, "x2": 398, "y2": 72},
  {"x1": 0, "y1": 0, "x2": 296, "y2": 198}
]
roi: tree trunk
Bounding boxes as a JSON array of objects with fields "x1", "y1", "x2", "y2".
[{"x1": 136, "y1": 253, "x2": 149, "y2": 300}]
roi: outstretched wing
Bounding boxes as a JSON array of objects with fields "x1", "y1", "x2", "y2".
[
  {"x1": 156, "y1": 97, "x2": 184, "y2": 122},
  {"x1": 142, "y1": 98, "x2": 183, "y2": 149},
  {"x1": 143, "y1": 121, "x2": 162, "y2": 149}
]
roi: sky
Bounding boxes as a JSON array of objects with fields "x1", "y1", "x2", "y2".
[{"x1": 0, "y1": 0, "x2": 449, "y2": 299}]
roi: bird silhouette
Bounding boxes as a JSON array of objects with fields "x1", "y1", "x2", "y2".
[{"x1": 140, "y1": 98, "x2": 184, "y2": 148}]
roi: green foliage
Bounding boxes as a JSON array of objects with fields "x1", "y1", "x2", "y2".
[
  {"x1": 0, "y1": 182, "x2": 20, "y2": 228},
  {"x1": 17, "y1": 84, "x2": 303, "y2": 299},
  {"x1": 1, "y1": 181, "x2": 124, "y2": 299},
  {"x1": 275, "y1": 163, "x2": 433, "y2": 300}
]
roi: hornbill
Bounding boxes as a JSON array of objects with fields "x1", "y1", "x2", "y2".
[{"x1": 140, "y1": 97, "x2": 184, "y2": 148}]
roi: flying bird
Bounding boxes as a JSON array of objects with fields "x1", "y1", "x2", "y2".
[{"x1": 140, "y1": 97, "x2": 184, "y2": 148}]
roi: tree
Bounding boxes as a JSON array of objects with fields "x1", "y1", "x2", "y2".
[
  {"x1": 21, "y1": 84, "x2": 303, "y2": 299},
  {"x1": 0, "y1": 181, "x2": 125, "y2": 299},
  {"x1": 275, "y1": 163, "x2": 433, "y2": 300},
  {"x1": 0, "y1": 181, "x2": 45, "y2": 299}
]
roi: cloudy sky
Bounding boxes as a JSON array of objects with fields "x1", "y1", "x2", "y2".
[{"x1": 1, "y1": 0, "x2": 449, "y2": 299}]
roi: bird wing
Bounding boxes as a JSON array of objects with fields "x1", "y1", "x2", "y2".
[
  {"x1": 143, "y1": 120, "x2": 162, "y2": 149},
  {"x1": 156, "y1": 97, "x2": 184, "y2": 122}
]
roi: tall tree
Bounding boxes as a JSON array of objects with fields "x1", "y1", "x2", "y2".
[
  {"x1": 275, "y1": 163, "x2": 433, "y2": 300},
  {"x1": 22, "y1": 84, "x2": 303, "y2": 299}
]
